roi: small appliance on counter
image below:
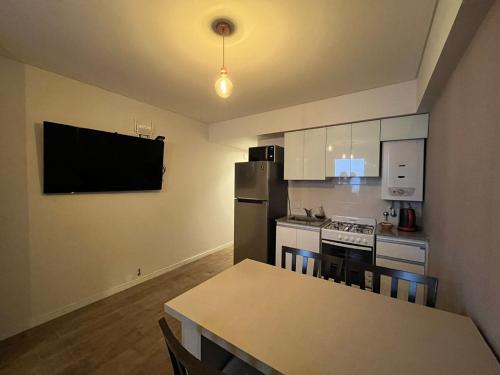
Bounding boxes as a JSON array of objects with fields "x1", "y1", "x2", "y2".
[
  {"x1": 248, "y1": 145, "x2": 284, "y2": 163},
  {"x1": 381, "y1": 139, "x2": 424, "y2": 201},
  {"x1": 398, "y1": 204, "x2": 417, "y2": 232}
]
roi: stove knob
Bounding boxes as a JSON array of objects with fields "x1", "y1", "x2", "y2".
[
  {"x1": 362, "y1": 239, "x2": 368, "y2": 244},
  {"x1": 349, "y1": 236, "x2": 354, "y2": 242},
  {"x1": 356, "y1": 238, "x2": 361, "y2": 243},
  {"x1": 338, "y1": 234, "x2": 342, "y2": 240}
]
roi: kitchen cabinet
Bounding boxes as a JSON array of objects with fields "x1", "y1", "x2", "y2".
[
  {"x1": 375, "y1": 237, "x2": 428, "y2": 305},
  {"x1": 380, "y1": 114, "x2": 428, "y2": 141},
  {"x1": 325, "y1": 120, "x2": 380, "y2": 177},
  {"x1": 325, "y1": 124, "x2": 351, "y2": 177},
  {"x1": 276, "y1": 223, "x2": 320, "y2": 275},
  {"x1": 351, "y1": 120, "x2": 380, "y2": 177},
  {"x1": 304, "y1": 128, "x2": 326, "y2": 180},
  {"x1": 284, "y1": 128, "x2": 326, "y2": 180},
  {"x1": 284, "y1": 131, "x2": 304, "y2": 180}
]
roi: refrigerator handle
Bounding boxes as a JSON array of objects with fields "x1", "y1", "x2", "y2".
[{"x1": 236, "y1": 198, "x2": 268, "y2": 204}]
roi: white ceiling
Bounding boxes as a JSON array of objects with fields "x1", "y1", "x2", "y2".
[{"x1": 0, "y1": 0, "x2": 436, "y2": 123}]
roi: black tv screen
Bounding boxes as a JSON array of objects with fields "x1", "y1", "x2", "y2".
[{"x1": 43, "y1": 122, "x2": 164, "y2": 193}]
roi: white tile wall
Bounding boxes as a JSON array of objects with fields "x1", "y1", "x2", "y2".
[{"x1": 288, "y1": 179, "x2": 423, "y2": 226}]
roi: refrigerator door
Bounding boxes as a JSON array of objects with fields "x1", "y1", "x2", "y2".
[
  {"x1": 234, "y1": 199, "x2": 269, "y2": 264},
  {"x1": 235, "y1": 162, "x2": 269, "y2": 200}
]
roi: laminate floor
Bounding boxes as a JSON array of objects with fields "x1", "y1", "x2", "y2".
[{"x1": 0, "y1": 247, "x2": 234, "y2": 375}]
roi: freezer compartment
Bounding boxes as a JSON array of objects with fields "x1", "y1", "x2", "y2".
[{"x1": 235, "y1": 162, "x2": 270, "y2": 200}]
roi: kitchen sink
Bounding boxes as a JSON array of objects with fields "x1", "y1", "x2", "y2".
[{"x1": 284, "y1": 215, "x2": 329, "y2": 227}]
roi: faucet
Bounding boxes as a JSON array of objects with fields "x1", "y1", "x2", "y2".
[{"x1": 304, "y1": 208, "x2": 313, "y2": 217}]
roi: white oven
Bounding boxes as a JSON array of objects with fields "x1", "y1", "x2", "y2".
[{"x1": 321, "y1": 216, "x2": 376, "y2": 286}]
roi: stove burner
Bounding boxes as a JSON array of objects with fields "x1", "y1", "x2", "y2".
[{"x1": 324, "y1": 221, "x2": 374, "y2": 234}]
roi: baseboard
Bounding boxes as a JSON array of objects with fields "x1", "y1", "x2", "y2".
[{"x1": 1, "y1": 241, "x2": 233, "y2": 341}]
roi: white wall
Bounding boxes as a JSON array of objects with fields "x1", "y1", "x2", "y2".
[
  {"x1": 425, "y1": 0, "x2": 500, "y2": 354},
  {"x1": 0, "y1": 61, "x2": 245, "y2": 338},
  {"x1": 0, "y1": 56, "x2": 31, "y2": 338},
  {"x1": 417, "y1": 0, "x2": 462, "y2": 105},
  {"x1": 209, "y1": 80, "x2": 418, "y2": 141},
  {"x1": 288, "y1": 180, "x2": 423, "y2": 227}
]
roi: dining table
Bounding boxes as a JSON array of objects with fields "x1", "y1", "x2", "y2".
[{"x1": 164, "y1": 259, "x2": 499, "y2": 374}]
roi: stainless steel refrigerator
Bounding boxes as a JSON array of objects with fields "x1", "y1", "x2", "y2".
[{"x1": 234, "y1": 161, "x2": 287, "y2": 265}]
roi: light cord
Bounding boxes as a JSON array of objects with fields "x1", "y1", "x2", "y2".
[{"x1": 222, "y1": 34, "x2": 225, "y2": 68}]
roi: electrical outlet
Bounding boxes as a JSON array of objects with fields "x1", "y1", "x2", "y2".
[
  {"x1": 134, "y1": 119, "x2": 153, "y2": 137},
  {"x1": 137, "y1": 268, "x2": 142, "y2": 277}
]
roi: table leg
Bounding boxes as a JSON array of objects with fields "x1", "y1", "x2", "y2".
[{"x1": 181, "y1": 319, "x2": 201, "y2": 359}]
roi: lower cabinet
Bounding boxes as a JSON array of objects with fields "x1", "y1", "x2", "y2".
[
  {"x1": 375, "y1": 238, "x2": 428, "y2": 305},
  {"x1": 276, "y1": 224, "x2": 320, "y2": 275}
]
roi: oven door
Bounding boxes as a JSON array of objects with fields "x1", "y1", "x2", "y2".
[{"x1": 321, "y1": 239, "x2": 374, "y2": 281}]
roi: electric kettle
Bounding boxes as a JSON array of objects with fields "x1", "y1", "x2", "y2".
[{"x1": 398, "y1": 205, "x2": 417, "y2": 232}]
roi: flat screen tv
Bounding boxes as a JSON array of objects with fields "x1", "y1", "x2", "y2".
[{"x1": 43, "y1": 121, "x2": 165, "y2": 193}]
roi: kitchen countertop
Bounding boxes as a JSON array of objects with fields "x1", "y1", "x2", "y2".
[
  {"x1": 376, "y1": 224, "x2": 428, "y2": 242},
  {"x1": 276, "y1": 216, "x2": 330, "y2": 231}
]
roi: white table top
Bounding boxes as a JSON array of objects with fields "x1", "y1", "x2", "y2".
[{"x1": 165, "y1": 259, "x2": 499, "y2": 375}]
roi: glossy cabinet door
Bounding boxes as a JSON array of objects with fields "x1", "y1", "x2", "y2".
[
  {"x1": 303, "y1": 128, "x2": 326, "y2": 180},
  {"x1": 284, "y1": 131, "x2": 304, "y2": 180},
  {"x1": 380, "y1": 113, "x2": 429, "y2": 141},
  {"x1": 376, "y1": 238, "x2": 427, "y2": 305},
  {"x1": 275, "y1": 225, "x2": 297, "y2": 267},
  {"x1": 325, "y1": 124, "x2": 351, "y2": 177},
  {"x1": 351, "y1": 120, "x2": 380, "y2": 177},
  {"x1": 296, "y1": 229, "x2": 321, "y2": 275},
  {"x1": 276, "y1": 225, "x2": 321, "y2": 275}
]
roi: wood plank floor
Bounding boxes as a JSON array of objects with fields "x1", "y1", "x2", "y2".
[{"x1": 0, "y1": 247, "x2": 234, "y2": 375}]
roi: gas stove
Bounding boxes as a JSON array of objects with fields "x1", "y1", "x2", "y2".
[{"x1": 322, "y1": 216, "x2": 376, "y2": 247}]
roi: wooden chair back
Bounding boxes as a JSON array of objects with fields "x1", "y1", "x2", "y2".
[
  {"x1": 281, "y1": 246, "x2": 344, "y2": 282},
  {"x1": 345, "y1": 261, "x2": 438, "y2": 307},
  {"x1": 158, "y1": 318, "x2": 223, "y2": 375}
]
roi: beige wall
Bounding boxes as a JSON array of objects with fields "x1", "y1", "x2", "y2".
[
  {"x1": 425, "y1": 0, "x2": 500, "y2": 355},
  {"x1": 0, "y1": 57, "x2": 32, "y2": 338},
  {"x1": 0, "y1": 62, "x2": 245, "y2": 338},
  {"x1": 417, "y1": 0, "x2": 462, "y2": 105},
  {"x1": 209, "y1": 80, "x2": 418, "y2": 141}
]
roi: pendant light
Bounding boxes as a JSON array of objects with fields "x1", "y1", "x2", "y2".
[{"x1": 213, "y1": 19, "x2": 234, "y2": 99}]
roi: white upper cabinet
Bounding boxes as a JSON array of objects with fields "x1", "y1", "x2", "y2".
[
  {"x1": 325, "y1": 121, "x2": 380, "y2": 178},
  {"x1": 351, "y1": 120, "x2": 380, "y2": 177},
  {"x1": 325, "y1": 124, "x2": 351, "y2": 177},
  {"x1": 303, "y1": 128, "x2": 326, "y2": 180},
  {"x1": 381, "y1": 114, "x2": 428, "y2": 141},
  {"x1": 284, "y1": 128, "x2": 325, "y2": 180},
  {"x1": 284, "y1": 131, "x2": 304, "y2": 180}
]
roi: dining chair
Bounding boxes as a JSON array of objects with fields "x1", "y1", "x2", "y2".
[
  {"x1": 281, "y1": 246, "x2": 344, "y2": 282},
  {"x1": 158, "y1": 318, "x2": 223, "y2": 375},
  {"x1": 345, "y1": 260, "x2": 439, "y2": 307}
]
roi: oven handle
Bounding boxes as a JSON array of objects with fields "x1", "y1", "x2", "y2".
[{"x1": 322, "y1": 239, "x2": 373, "y2": 252}]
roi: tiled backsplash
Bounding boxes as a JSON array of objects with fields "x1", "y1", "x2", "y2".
[{"x1": 288, "y1": 179, "x2": 423, "y2": 226}]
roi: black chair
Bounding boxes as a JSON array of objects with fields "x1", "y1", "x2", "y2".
[
  {"x1": 158, "y1": 318, "x2": 223, "y2": 375},
  {"x1": 281, "y1": 246, "x2": 344, "y2": 282},
  {"x1": 345, "y1": 260, "x2": 439, "y2": 307}
]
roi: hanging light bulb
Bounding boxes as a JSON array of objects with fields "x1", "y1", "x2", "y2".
[
  {"x1": 215, "y1": 67, "x2": 233, "y2": 98},
  {"x1": 213, "y1": 19, "x2": 234, "y2": 99}
]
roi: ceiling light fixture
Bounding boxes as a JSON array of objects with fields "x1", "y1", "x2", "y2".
[{"x1": 212, "y1": 19, "x2": 234, "y2": 99}]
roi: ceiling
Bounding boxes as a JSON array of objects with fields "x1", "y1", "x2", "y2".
[{"x1": 0, "y1": 0, "x2": 436, "y2": 123}]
